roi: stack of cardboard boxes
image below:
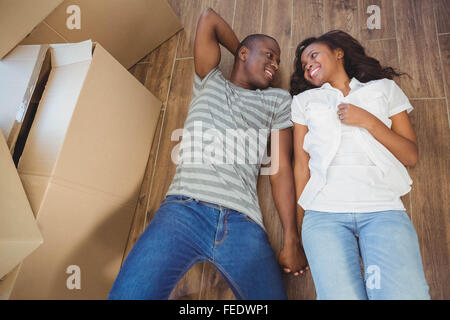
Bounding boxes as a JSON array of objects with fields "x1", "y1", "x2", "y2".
[{"x1": 0, "y1": 0, "x2": 182, "y2": 299}]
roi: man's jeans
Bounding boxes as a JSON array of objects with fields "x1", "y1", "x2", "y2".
[
  {"x1": 109, "y1": 195, "x2": 287, "y2": 300},
  {"x1": 302, "y1": 210, "x2": 430, "y2": 300}
]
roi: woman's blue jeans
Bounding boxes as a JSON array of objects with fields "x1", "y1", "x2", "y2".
[
  {"x1": 302, "y1": 210, "x2": 430, "y2": 300},
  {"x1": 108, "y1": 195, "x2": 287, "y2": 300}
]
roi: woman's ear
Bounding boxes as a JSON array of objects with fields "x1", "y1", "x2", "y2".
[{"x1": 335, "y1": 48, "x2": 344, "y2": 60}]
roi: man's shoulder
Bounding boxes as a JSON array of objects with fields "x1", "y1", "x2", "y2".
[
  {"x1": 261, "y1": 87, "x2": 292, "y2": 105},
  {"x1": 194, "y1": 67, "x2": 225, "y2": 87}
]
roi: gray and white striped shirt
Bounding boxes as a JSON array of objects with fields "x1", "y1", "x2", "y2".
[{"x1": 166, "y1": 67, "x2": 292, "y2": 230}]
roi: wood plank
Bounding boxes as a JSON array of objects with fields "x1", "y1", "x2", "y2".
[
  {"x1": 408, "y1": 99, "x2": 450, "y2": 299},
  {"x1": 323, "y1": 0, "x2": 359, "y2": 39},
  {"x1": 359, "y1": 0, "x2": 395, "y2": 40},
  {"x1": 128, "y1": 63, "x2": 149, "y2": 85},
  {"x1": 292, "y1": 0, "x2": 324, "y2": 45},
  {"x1": 211, "y1": 0, "x2": 236, "y2": 79},
  {"x1": 262, "y1": 0, "x2": 292, "y2": 90},
  {"x1": 395, "y1": 0, "x2": 445, "y2": 98},
  {"x1": 361, "y1": 38, "x2": 399, "y2": 71},
  {"x1": 198, "y1": 263, "x2": 236, "y2": 299},
  {"x1": 434, "y1": 0, "x2": 450, "y2": 34},
  {"x1": 142, "y1": 34, "x2": 180, "y2": 102},
  {"x1": 168, "y1": 0, "x2": 210, "y2": 58},
  {"x1": 233, "y1": 0, "x2": 263, "y2": 39},
  {"x1": 439, "y1": 34, "x2": 450, "y2": 120}
]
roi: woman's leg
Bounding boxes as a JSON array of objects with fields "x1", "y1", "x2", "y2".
[
  {"x1": 301, "y1": 211, "x2": 368, "y2": 300},
  {"x1": 357, "y1": 210, "x2": 430, "y2": 300}
]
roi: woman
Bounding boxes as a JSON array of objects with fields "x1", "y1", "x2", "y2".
[{"x1": 290, "y1": 30, "x2": 430, "y2": 299}]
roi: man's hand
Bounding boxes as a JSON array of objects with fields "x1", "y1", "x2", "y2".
[{"x1": 279, "y1": 238, "x2": 309, "y2": 276}]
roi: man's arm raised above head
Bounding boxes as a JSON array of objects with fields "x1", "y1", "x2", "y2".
[{"x1": 194, "y1": 8, "x2": 240, "y2": 79}]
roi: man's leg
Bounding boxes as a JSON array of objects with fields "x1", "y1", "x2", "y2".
[
  {"x1": 212, "y1": 209, "x2": 287, "y2": 300},
  {"x1": 108, "y1": 196, "x2": 211, "y2": 299}
]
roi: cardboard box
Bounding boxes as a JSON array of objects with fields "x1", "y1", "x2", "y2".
[
  {"x1": 0, "y1": 45, "x2": 50, "y2": 154},
  {"x1": 19, "y1": 0, "x2": 182, "y2": 68},
  {"x1": 0, "y1": 132, "x2": 43, "y2": 281},
  {"x1": 0, "y1": 0, "x2": 64, "y2": 59},
  {"x1": 3, "y1": 40, "x2": 161, "y2": 299}
]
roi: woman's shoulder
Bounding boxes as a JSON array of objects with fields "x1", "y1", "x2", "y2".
[
  {"x1": 293, "y1": 87, "x2": 323, "y2": 102},
  {"x1": 362, "y1": 77, "x2": 396, "y2": 89}
]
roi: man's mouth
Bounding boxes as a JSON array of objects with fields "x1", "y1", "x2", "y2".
[
  {"x1": 264, "y1": 67, "x2": 274, "y2": 80},
  {"x1": 309, "y1": 66, "x2": 320, "y2": 79}
]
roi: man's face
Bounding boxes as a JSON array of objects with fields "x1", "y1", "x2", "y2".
[{"x1": 242, "y1": 38, "x2": 281, "y2": 89}]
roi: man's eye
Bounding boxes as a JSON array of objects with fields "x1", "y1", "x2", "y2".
[
  {"x1": 311, "y1": 52, "x2": 317, "y2": 58},
  {"x1": 267, "y1": 52, "x2": 272, "y2": 58}
]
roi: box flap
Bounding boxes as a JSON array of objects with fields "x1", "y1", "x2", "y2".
[
  {"x1": 17, "y1": 41, "x2": 93, "y2": 214},
  {"x1": 0, "y1": 45, "x2": 49, "y2": 152},
  {"x1": 51, "y1": 42, "x2": 162, "y2": 201},
  {"x1": 20, "y1": 0, "x2": 182, "y2": 68},
  {"x1": 0, "y1": 0, "x2": 64, "y2": 59},
  {"x1": 0, "y1": 133, "x2": 43, "y2": 279}
]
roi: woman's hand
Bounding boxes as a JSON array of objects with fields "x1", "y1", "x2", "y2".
[
  {"x1": 337, "y1": 103, "x2": 376, "y2": 129},
  {"x1": 279, "y1": 237, "x2": 309, "y2": 277}
]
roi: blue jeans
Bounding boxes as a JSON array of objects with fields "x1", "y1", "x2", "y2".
[
  {"x1": 302, "y1": 210, "x2": 430, "y2": 300},
  {"x1": 109, "y1": 195, "x2": 287, "y2": 300}
]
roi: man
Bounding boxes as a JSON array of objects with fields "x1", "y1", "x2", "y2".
[{"x1": 109, "y1": 8, "x2": 307, "y2": 300}]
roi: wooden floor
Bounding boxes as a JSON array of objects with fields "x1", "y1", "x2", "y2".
[{"x1": 125, "y1": 0, "x2": 450, "y2": 299}]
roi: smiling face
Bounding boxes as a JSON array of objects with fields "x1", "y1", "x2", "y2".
[
  {"x1": 300, "y1": 42, "x2": 344, "y2": 87},
  {"x1": 241, "y1": 37, "x2": 281, "y2": 89}
]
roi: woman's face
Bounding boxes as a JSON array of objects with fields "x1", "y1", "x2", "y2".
[{"x1": 300, "y1": 42, "x2": 343, "y2": 87}]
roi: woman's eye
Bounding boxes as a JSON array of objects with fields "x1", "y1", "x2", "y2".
[
  {"x1": 267, "y1": 52, "x2": 272, "y2": 58},
  {"x1": 311, "y1": 52, "x2": 317, "y2": 58}
]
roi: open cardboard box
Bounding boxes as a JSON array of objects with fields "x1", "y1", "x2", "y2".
[{"x1": 0, "y1": 40, "x2": 162, "y2": 299}]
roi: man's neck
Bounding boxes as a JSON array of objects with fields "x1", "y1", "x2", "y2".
[{"x1": 229, "y1": 67, "x2": 254, "y2": 90}]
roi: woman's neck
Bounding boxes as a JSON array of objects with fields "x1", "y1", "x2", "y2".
[{"x1": 329, "y1": 71, "x2": 351, "y2": 97}]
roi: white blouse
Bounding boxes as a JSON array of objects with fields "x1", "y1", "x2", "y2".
[{"x1": 291, "y1": 77, "x2": 413, "y2": 212}]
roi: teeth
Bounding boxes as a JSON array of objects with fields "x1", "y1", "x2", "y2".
[
  {"x1": 310, "y1": 67, "x2": 320, "y2": 78},
  {"x1": 265, "y1": 70, "x2": 273, "y2": 78}
]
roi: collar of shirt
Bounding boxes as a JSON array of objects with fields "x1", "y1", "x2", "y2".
[{"x1": 319, "y1": 77, "x2": 364, "y2": 92}]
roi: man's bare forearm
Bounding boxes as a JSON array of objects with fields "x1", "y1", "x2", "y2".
[
  {"x1": 270, "y1": 165, "x2": 300, "y2": 242},
  {"x1": 198, "y1": 8, "x2": 239, "y2": 55}
]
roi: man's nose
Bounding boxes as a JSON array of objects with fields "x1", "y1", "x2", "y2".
[{"x1": 271, "y1": 61, "x2": 279, "y2": 71}]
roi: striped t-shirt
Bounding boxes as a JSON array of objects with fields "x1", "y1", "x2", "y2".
[{"x1": 166, "y1": 67, "x2": 292, "y2": 230}]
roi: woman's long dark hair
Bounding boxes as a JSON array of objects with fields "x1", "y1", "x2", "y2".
[{"x1": 290, "y1": 30, "x2": 404, "y2": 96}]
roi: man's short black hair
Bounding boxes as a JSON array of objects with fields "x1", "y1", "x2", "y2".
[{"x1": 234, "y1": 34, "x2": 279, "y2": 60}]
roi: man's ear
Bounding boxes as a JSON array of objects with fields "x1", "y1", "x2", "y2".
[{"x1": 238, "y1": 46, "x2": 249, "y2": 62}]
